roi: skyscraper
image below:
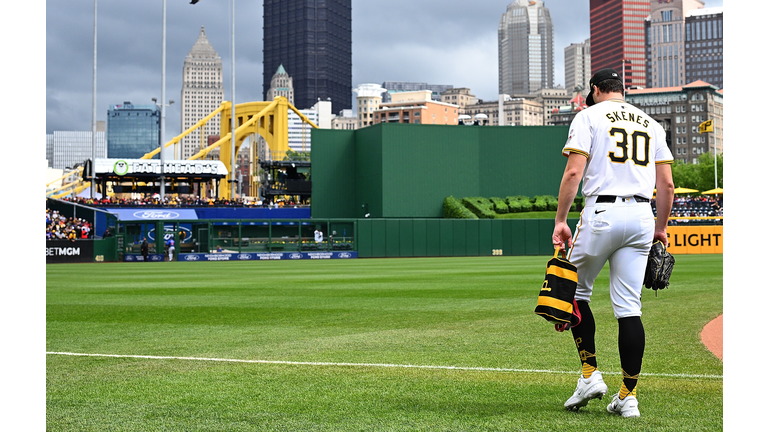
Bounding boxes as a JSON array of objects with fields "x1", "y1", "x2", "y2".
[
  {"x1": 683, "y1": 7, "x2": 723, "y2": 88},
  {"x1": 646, "y1": 0, "x2": 704, "y2": 88},
  {"x1": 266, "y1": 64, "x2": 294, "y2": 105},
  {"x1": 180, "y1": 26, "x2": 224, "y2": 160},
  {"x1": 590, "y1": 0, "x2": 650, "y2": 89},
  {"x1": 564, "y1": 39, "x2": 591, "y2": 94},
  {"x1": 106, "y1": 102, "x2": 160, "y2": 159},
  {"x1": 49, "y1": 130, "x2": 107, "y2": 170},
  {"x1": 498, "y1": 0, "x2": 555, "y2": 96},
  {"x1": 262, "y1": 0, "x2": 352, "y2": 113}
]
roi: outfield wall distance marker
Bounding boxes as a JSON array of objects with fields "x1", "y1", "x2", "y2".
[{"x1": 46, "y1": 352, "x2": 723, "y2": 380}]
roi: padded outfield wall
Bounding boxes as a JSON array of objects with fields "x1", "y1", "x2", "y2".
[{"x1": 311, "y1": 123, "x2": 570, "y2": 219}]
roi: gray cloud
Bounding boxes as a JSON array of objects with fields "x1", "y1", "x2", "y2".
[{"x1": 46, "y1": 0, "x2": 723, "y2": 138}]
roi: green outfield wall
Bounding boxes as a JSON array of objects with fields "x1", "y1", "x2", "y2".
[
  {"x1": 355, "y1": 218, "x2": 569, "y2": 258},
  {"x1": 311, "y1": 123, "x2": 570, "y2": 219}
]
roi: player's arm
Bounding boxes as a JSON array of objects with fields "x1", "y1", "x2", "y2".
[
  {"x1": 654, "y1": 163, "x2": 674, "y2": 246},
  {"x1": 553, "y1": 153, "x2": 587, "y2": 249}
]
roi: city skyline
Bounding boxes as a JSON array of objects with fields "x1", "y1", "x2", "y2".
[{"x1": 46, "y1": 0, "x2": 723, "y2": 139}]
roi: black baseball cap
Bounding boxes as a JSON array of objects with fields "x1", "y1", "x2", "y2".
[{"x1": 586, "y1": 68, "x2": 622, "y2": 106}]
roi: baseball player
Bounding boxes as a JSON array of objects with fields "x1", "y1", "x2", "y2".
[
  {"x1": 166, "y1": 238, "x2": 175, "y2": 262},
  {"x1": 552, "y1": 68, "x2": 675, "y2": 418}
]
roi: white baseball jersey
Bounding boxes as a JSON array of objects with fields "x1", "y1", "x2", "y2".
[{"x1": 563, "y1": 99, "x2": 673, "y2": 199}]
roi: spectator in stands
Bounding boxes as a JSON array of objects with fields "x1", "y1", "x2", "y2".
[
  {"x1": 46, "y1": 209, "x2": 93, "y2": 240},
  {"x1": 710, "y1": 201, "x2": 721, "y2": 216},
  {"x1": 59, "y1": 194, "x2": 307, "y2": 208}
]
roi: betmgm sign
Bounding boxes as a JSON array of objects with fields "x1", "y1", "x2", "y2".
[{"x1": 46, "y1": 241, "x2": 94, "y2": 263}]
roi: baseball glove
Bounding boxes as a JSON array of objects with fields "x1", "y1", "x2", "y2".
[{"x1": 643, "y1": 240, "x2": 675, "y2": 293}]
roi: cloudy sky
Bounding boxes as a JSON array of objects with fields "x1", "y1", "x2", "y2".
[{"x1": 45, "y1": 0, "x2": 723, "y2": 137}]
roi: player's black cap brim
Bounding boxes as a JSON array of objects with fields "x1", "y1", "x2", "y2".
[{"x1": 586, "y1": 90, "x2": 595, "y2": 107}]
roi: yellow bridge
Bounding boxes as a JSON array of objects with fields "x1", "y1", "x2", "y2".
[{"x1": 47, "y1": 97, "x2": 317, "y2": 200}]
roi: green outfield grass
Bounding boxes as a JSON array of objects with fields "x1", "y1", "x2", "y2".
[{"x1": 47, "y1": 255, "x2": 723, "y2": 431}]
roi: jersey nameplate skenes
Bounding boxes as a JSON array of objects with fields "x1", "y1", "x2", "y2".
[{"x1": 605, "y1": 110, "x2": 650, "y2": 129}]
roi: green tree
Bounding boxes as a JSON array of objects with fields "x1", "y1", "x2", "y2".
[
  {"x1": 671, "y1": 161, "x2": 697, "y2": 189},
  {"x1": 694, "y1": 151, "x2": 723, "y2": 190},
  {"x1": 671, "y1": 152, "x2": 723, "y2": 191},
  {"x1": 283, "y1": 150, "x2": 310, "y2": 161}
]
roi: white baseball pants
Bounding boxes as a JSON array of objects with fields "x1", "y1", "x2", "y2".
[{"x1": 567, "y1": 196, "x2": 655, "y2": 319}]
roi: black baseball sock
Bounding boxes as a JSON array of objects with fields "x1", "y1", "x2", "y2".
[
  {"x1": 571, "y1": 300, "x2": 598, "y2": 378},
  {"x1": 618, "y1": 316, "x2": 645, "y2": 399}
]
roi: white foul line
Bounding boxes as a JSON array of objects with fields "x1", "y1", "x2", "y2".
[{"x1": 46, "y1": 351, "x2": 723, "y2": 380}]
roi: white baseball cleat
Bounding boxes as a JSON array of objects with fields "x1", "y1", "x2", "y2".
[
  {"x1": 606, "y1": 393, "x2": 641, "y2": 418},
  {"x1": 564, "y1": 370, "x2": 609, "y2": 411}
]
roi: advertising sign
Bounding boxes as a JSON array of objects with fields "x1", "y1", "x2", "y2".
[
  {"x1": 665, "y1": 226, "x2": 723, "y2": 255},
  {"x1": 46, "y1": 240, "x2": 94, "y2": 263},
  {"x1": 123, "y1": 251, "x2": 357, "y2": 261},
  {"x1": 93, "y1": 158, "x2": 228, "y2": 177},
  {"x1": 107, "y1": 209, "x2": 198, "y2": 221}
]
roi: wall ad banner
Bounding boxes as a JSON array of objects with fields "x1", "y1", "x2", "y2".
[
  {"x1": 665, "y1": 226, "x2": 723, "y2": 255},
  {"x1": 46, "y1": 240, "x2": 94, "y2": 263},
  {"x1": 123, "y1": 251, "x2": 357, "y2": 262}
]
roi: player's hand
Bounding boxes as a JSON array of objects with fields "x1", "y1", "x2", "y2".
[
  {"x1": 553, "y1": 221, "x2": 572, "y2": 250},
  {"x1": 653, "y1": 229, "x2": 669, "y2": 247}
]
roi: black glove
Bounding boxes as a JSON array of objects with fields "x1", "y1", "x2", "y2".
[{"x1": 643, "y1": 240, "x2": 675, "y2": 293}]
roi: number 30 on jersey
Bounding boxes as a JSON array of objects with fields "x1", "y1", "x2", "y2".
[{"x1": 608, "y1": 127, "x2": 651, "y2": 166}]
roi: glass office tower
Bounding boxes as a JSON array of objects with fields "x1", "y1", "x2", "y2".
[
  {"x1": 590, "y1": 0, "x2": 650, "y2": 89},
  {"x1": 262, "y1": 0, "x2": 352, "y2": 113},
  {"x1": 498, "y1": 0, "x2": 555, "y2": 96},
  {"x1": 107, "y1": 102, "x2": 161, "y2": 159},
  {"x1": 683, "y1": 7, "x2": 723, "y2": 88}
]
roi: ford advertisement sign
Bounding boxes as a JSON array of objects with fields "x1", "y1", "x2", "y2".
[
  {"x1": 147, "y1": 225, "x2": 193, "y2": 243},
  {"x1": 107, "y1": 209, "x2": 198, "y2": 221},
  {"x1": 133, "y1": 210, "x2": 180, "y2": 220}
]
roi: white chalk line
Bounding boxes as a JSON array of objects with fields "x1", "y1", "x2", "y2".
[{"x1": 46, "y1": 351, "x2": 722, "y2": 380}]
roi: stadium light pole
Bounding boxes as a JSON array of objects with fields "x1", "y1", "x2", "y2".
[
  {"x1": 714, "y1": 130, "x2": 719, "y2": 189},
  {"x1": 230, "y1": 0, "x2": 237, "y2": 200},
  {"x1": 159, "y1": 0, "x2": 167, "y2": 202},
  {"x1": 90, "y1": 0, "x2": 97, "y2": 200}
]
